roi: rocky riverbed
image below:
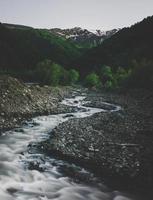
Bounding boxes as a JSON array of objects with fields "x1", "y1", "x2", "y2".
[
  {"x1": 40, "y1": 89, "x2": 153, "y2": 198},
  {"x1": 0, "y1": 75, "x2": 77, "y2": 132},
  {"x1": 1, "y1": 76, "x2": 153, "y2": 198}
]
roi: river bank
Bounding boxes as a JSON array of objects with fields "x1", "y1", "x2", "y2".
[
  {"x1": 1, "y1": 76, "x2": 153, "y2": 199},
  {"x1": 40, "y1": 88, "x2": 153, "y2": 198},
  {"x1": 0, "y1": 75, "x2": 77, "y2": 132},
  {"x1": 0, "y1": 94, "x2": 135, "y2": 200}
]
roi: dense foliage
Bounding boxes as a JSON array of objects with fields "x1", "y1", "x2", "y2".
[
  {"x1": 85, "y1": 73, "x2": 101, "y2": 88},
  {"x1": 68, "y1": 69, "x2": 80, "y2": 84},
  {"x1": 0, "y1": 15, "x2": 153, "y2": 89},
  {"x1": 76, "y1": 16, "x2": 153, "y2": 89},
  {"x1": 35, "y1": 59, "x2": 80, "y2": 86},
  {"x1": 124, "y1": 60, "x2": 153, "y2": 89},
  {"x1": 0, "y1": 23, "x2": 81, "y2": 77},
  {"x1": 84, "y1": 66, "x2": 131, "y2": 89}
]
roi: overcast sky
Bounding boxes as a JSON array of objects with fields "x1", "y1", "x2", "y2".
[{"x1": 0, "y1": 0, "x2": 153, "y2": 30}]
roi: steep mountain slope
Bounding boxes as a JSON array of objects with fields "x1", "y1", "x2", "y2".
[
  {"x1": 50, "y1": 27, "x2": 118, "y2": 48},
  {"x1": 0, "y1": 23, "x2": 81, "y2": 72},
  {"x1": 76, "y1": 16, "x2": 153, "y2": 75}
]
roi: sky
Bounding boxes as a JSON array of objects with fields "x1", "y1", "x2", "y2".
[{"x1": 0, "y1": 0, "x2": 153, "y2": 30}]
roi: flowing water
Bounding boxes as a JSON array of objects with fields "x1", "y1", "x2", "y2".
[{"x1": 0, "y1": 95, "x2": 134, "y2": 200}]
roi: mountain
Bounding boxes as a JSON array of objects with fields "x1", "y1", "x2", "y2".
[
  {"x1": 1, "y1": 17, "x2": 153, "y2": 88},
  {"x1": 74, "y1": 16, "x2": 153, "y2": 89},
  {"x1": 0, "y1": 23, "x2": 81, "y2": 73},
  {"x1": 3, "y1": 23, "x2": 33, "y2": 30},
  {"x1": 76, "y1": 16, "x2": 153, "y2": 74},
  {"x1": 50, "y1": 27, "x2": 118, "y2": 48}
]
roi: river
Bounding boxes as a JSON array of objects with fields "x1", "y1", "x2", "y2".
[{"x1": 0, "y1": 94, "x2": 134, "y2": 200}]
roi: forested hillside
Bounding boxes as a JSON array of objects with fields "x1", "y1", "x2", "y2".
[
  {"x1": 0, "y1": 16, "x2": 153, "y2": 89},
  {"x1": 0, "y1": 23, "x2": 81, "y2": 73},
  {"x1": 76, "y1": 16, "x2": 153, "y2": 89}
]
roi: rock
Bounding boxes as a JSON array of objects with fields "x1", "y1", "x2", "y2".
[
  {"x1": 41, "y1": 88, "x2": 153, "y2": 192},
  {"x1": 0, "y1": 76, "x2": 73, "y2": 132},
  {"x1": 7, "y1": 188, "x2": 18, "y2": 194},
  {"x1": 28, "y1": 161, "x2": 45, "y2": 172},
  {"x1": 63, "y1": 114, "x2": 74, "y2": 118}
]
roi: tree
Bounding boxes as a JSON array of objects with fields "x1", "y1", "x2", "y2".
[
  {"x1": 100, "y1": 65, "x2": 118, "y2": 88},
  {"x1": 99, "y1": 65, "x2": 131, "y2": 89},
  {"x1": 115, "y1": 67, "x2": 131, "y2": 86},
  {"x1": 36, "y1": 59, "x2": 62, "y2": 86},
  {"x1": 50, "y1": 62, "x2": 62, "y2": 86},
  {"x1": 60, "y1": 68, "x2": 69, "y2": 85},
  {"x1": 100, "y1": 65, "x2": 113, "y2": 84},
  {"x1": 105, "y1": 80, "x2": 113, "y2": 89},
  {"x1": 85, "y1": 73, "x2": 101, "y2": 87},
  {"x1": 68, "y1": 69, "x2": 79, "y2": 84},
  {"x1": 124, "y1": 60, "x2": 153, "y2": 89}
]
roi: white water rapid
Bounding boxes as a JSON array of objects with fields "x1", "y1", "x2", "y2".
[{"x1": 0, "y1": 95, "x2": 133, "y2": 200}]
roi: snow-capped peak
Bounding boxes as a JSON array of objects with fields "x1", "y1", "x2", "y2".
[{"x1": 49, "y1": 27, "x2": 119, "y2": 47}]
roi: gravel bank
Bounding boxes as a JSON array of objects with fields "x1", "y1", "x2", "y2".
[
  {"x1": 1, "y1": 76, "x2": 153, "y2": 197},
  {"x1": 0, "y1": 76, "x2": 76, "y2": 132},
  {"x1": 41, "y1": 89, "x2": 153, "y2": 196}
]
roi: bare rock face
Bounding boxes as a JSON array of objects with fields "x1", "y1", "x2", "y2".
[{"x1": 50, "y1": 27, "x2": 119, "y2": 47}]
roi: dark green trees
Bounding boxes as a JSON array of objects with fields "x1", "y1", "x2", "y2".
[
  {"x1": 36, "y1": 60, "x2": 80, "y2": 86},
  {"x1": 85, "y1": 73, "x2": 101, "y2": 87},
  {"x1": 84, "y1": 65, "x2": 131, "y2": 89},
  {"x1": 68, "y1": 69, "x2": 80, "y2": 84},
  {"x1": 99, "y1": 65, "x2": 131, "y2": 89},
  {"x1": 124, "y1": 60, "x2": 153, "y2": 89},
  {"x1": 36, "y1": 60, "x2": 61, "y2": 85}
]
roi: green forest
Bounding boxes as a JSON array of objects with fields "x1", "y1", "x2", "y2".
[{"x1": 0, "y1": 16, "x2": 153, "y2": 89}]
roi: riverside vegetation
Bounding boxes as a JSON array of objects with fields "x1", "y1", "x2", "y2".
[{"x1": 0, "y1": 16, "x2": 153, "y2": 90}]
